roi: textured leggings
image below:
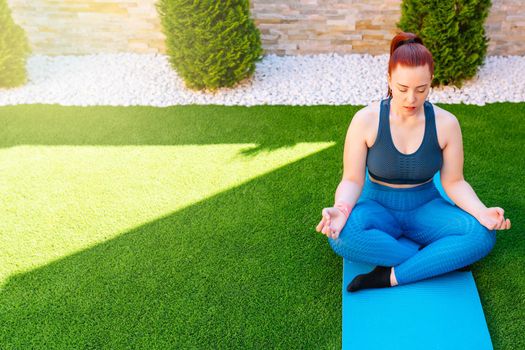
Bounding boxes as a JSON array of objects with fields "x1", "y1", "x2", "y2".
[{"x1": 328, "y1": 177, "x2": 497, "y2": 285}]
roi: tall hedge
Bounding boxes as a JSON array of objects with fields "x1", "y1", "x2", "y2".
[
  {"x1": 156, "y1": 0, "x2": 263, "y2": 91},
  {"x1": 397, "y1": 0, "x2": 491, "y2": 88},
  {"x1": 0, "y1": 0, "x2": 31, "y2": 88}
]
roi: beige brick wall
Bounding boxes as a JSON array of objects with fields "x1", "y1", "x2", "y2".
[
  {"x1": 7, "y1": 0, "x2": 166, "y2": 55},
  {"x1": 7, "y1": 0, "x2": 525, "y2": 56},
  {"x1": 485, "y1": 0, "x2": 525, "y2": 55}
]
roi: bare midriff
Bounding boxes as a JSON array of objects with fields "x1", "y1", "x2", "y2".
[{"x1": 368, "y1": 175, "x2": 433, "y2": 188}]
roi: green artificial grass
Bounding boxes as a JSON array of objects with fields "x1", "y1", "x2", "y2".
[{"x1": 0, "y1": 102, "x2": 523, "y2": 349}]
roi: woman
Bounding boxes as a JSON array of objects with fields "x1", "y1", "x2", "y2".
[{"x1": 315, "y1": 32, "x2": 511, "y2": 293}]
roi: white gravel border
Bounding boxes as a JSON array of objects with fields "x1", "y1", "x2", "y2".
[{"x1": 0, "y1": 53, "x2": 524, "y2": 106}]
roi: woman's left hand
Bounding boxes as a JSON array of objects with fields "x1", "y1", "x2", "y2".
[{"x1": 476, "y1": 207, "x2": 511, "y2": 231}]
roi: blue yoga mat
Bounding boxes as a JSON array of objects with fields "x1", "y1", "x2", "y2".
[
  {"x1": 342, "y1": 256, "x2": 493, "y2": 350},
  {"x1": 341, "y1": 172, "x2": 493, "y2": 349}
]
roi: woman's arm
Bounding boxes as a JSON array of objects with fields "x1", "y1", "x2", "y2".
[
  {"x1": 440, "y1": 112, "x2": 510, "y2": 231},
  {"x1": 334, "y1": 107, "x2": 369, "y2": 209},
  {"x1": 316, "y1": 107, "x2": 369, "y2": 239},
  {"x1": 439, "y1": 112, "x2": 494, "y2": 221}
]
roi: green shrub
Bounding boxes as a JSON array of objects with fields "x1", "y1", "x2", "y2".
[
  {"x1": 397, "y1": 0, "x2": 491, "y2": 88},
  {"x1": 0, "y1": 0, "x2": 31, "y2": 88},
  {"x1": 156, "y1": 0, "x2": 263, "y2": 91}
]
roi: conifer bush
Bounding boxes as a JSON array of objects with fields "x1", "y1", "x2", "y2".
[
  {"x1": 397, "y1": 0, "x2": 491, "y2": 88},
  {"x1": 156, "y1": 0, "x2": 263, "y2": 91},
  {"x1": 0, "y1": 0, "x2": 31, "y2": 88}
]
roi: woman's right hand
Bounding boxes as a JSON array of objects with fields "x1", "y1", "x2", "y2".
[{"x1": 315, "y1": 207, "x2": 348, "y2": 239}]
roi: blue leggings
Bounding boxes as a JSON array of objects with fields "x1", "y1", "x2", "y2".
[{"x1": 328, "y1": 178, "x2": 496, "y2": 285}]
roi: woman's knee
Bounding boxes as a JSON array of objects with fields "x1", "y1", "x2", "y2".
[
  {"x1": 479, "y1": 225, "x2": 497, "y2": 255},
  {"x1": 466, "y1": 219, "x2": 497, "y2": 258},
  {"x1": 327, "y1": 212, "x2": 374, "y2": 260}
]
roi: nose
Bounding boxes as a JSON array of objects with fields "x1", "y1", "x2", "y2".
[{"x1": 407, "y1": 91, "x2": 417, "y2": 104}]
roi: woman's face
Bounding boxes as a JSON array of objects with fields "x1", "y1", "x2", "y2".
[{"x1": 388, "y1": 64, "x2": 433, "y2": 116}]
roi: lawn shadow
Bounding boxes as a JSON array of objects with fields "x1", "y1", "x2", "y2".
[{"x1": 0, "y1": 104, "x2": 356, "y2": 152}]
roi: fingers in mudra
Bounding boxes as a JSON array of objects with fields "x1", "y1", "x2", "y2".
[
  {"x1": 316, "y1": 212, "x2": 329, "y2": 233},
  {"x1": 500, "y1": 218, "x2": 511, "y2": 230},
  {"x1": 328, "y1": 219, "x2": 339, "y2": 238},
  {"x1": 319, "y1": 222, "x2": 329, "y2": 234}
]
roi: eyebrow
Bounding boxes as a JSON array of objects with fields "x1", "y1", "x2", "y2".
[{"x1": 397, "y1": 83, "x2": 428, "y2": 88}]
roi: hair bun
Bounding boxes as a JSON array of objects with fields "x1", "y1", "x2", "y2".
[
  {"x1": 398, "y1": 37, "x2": 423, "y2": 47},
  {"x1": 400, "y1": 38, "x2": 417, "y2": 45}
]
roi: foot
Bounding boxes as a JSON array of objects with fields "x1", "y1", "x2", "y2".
[
  {"x1": 456, "y1": 264, "x2": 472, "y2": 272},
  {"x1": 347, "y1": 266, "x2": 392, "y2": 292}
]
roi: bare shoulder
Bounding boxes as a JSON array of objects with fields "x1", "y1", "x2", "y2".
[
  {"x1": 350, "y1": 100, "x2": 380, "y2": 129},
  {"x1": 349, "y1": 100, "x2": 381, "y2": 147},
  {"x1": 433, "y1": 103, "x2": 459, "y2": 125},
  {"x1": 432, "y1": 103, "x2": 461, "y2": 149}
]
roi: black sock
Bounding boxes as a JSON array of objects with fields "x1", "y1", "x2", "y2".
[
  {"x1": 456, "y1": 264, "x2": 472, "y2": 272},
  {"x1": 347, "y1": 266, "x2": 392, "y2": 292}
]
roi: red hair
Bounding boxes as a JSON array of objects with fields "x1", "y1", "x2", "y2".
[{"x1": 387, "y1": 32, "x2": 434, "y2": 98}]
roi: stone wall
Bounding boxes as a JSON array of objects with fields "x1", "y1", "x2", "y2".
[
  {"x1": 7, "y1": 0, "x2": 525, "y2": 56},
  {"x1": 7, "y1": 1, "x2": 164, "y2": 55}
]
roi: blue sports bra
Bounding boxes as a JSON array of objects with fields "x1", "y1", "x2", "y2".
[{"x1": 366, "y1": 97, "x2": 443, "y2": 184}]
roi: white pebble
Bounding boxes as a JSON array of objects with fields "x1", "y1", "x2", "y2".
[{"x1": 0, "y1": 52, "x2": 524, "y2": 106}]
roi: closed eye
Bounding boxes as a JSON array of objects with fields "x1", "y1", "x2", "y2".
[{"x1": 399, "y1": 89, "x2": 426, "y2": 93}]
